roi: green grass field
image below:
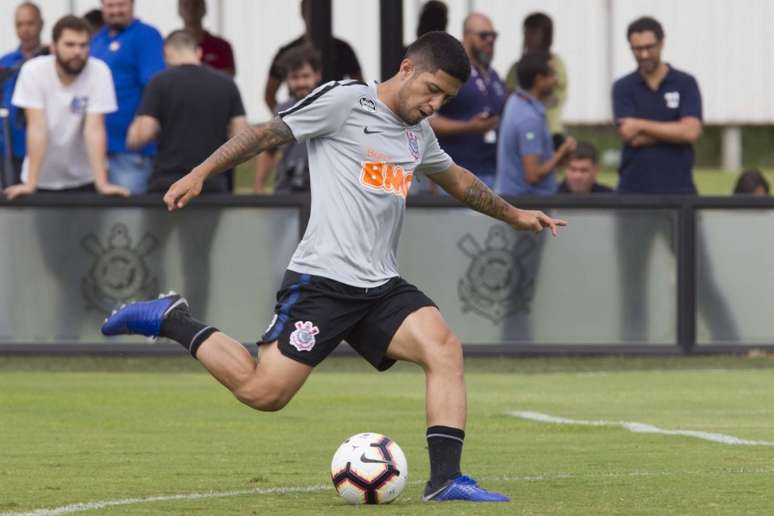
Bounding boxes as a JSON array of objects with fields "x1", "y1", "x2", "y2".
[{"x1": 3, "y1": 355, "x2": 774, "y2": 514}]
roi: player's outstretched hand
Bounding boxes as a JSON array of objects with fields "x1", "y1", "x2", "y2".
[
  {"x1": 512, "y1": 209, "x2": 567, "y2": 237},
  {"x1": 163, "y1": 171, "x2": 204, "y2": 211}
]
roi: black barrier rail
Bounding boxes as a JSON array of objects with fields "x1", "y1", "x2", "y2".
[{"x1": 2, "y1": 193, "x2": 774, "y2": 355}]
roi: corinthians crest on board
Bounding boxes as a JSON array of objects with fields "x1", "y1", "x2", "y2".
[
  {"x1": 81, "y1": 224, "x2": 158, "y2": 313},
  {"x1": 458, "y1": 225, "x2": 539, "y2": 323}
]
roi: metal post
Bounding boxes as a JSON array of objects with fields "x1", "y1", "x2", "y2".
[
  {"x1": 676, "y1": 201, "x2": 697, "y2": 353},
  {"x1": 721, "y1": 126, "x2": 742, "y2": 172},
  {"x1": 0, "y1": 108, "x2": 14, "y2": 189},
  {"x1": 380, "y1": 0, "x2": 404, "y2": 80},
  {"x1": 309, "y1": 0, "x2": 334, "y2": 82}
]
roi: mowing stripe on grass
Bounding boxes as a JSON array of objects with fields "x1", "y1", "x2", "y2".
[
  {"x1": 2, "y1": 484, "x2": 329, "y2": 516},
  {"x1": 509, "y1": 411, "x2": 774, "y2": 446}
]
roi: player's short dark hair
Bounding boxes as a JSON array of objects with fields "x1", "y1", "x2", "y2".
[
  {"x1": 165, "y1": 29, "x2": 198, "y2": 50},
  {"x1": 523, "y1": 12, "x2": 553, "y2": 50},
  {"x1": 734, "y1": 168, "x2": 770, "y2": 195},
  {"x1": 405, "y1": 31, "x2": 470, "y2": 84},
  {"x1": 52, "y1": 15, "x2": 91, "y2": 42},
  {"x1": 627, "y1": 16, "x2": 664, "y2": 42},
  {"x1": 277, "y1": 45, "x2": 321, "y2": 78},
  {"x1": 516, "y1": 50, "x2": 551, "y2": 90},
  {"x1": 416, "y1": 1, "x2": 448, "y2": 38},
  {"x1": 571, "y1": 142, "x2": 598, "y2": 164}
]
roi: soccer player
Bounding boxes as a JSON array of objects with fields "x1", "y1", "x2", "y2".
[{"x1": 102, "y1": 32, "x2": 565, "y2": 503}]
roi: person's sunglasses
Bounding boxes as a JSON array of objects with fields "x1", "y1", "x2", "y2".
[{"x1": 476, "y1": 31, "x2": 499, "y2": 40}]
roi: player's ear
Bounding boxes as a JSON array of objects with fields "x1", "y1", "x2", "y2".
[{"x1": 398, "y1": 58, "x2": 415, "y2": 79}]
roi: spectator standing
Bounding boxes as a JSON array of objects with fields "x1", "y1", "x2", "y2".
[
  {"x1": 557, "y1": 142, "x2": 612, "y2": 193},
  {"x1": 255, "y1": 46, "x2": 320, "y2": 194},
  {"x1": 733, "y1": 168, "x2": 769, "y2": 195},
  {"x1": 126, "y1": 29, "x2": 246, "y2": 316},
  {"x1": 4, "y1": 15, "x2": 127, "y2": 199},
  {"x1": 178, "y1": 0, "x2": 235, "y2": 76},
  {"x1": 264, "y1": 0, "x2": 362, "y2": 112},
  {"x1": 90, "y1": 0, "x2": 165, "y2": 194},
  {"x1": 505, "y1": 13, "x2": 567, "y2": 137},
  {"x1": 495, "y1": 50, "x2": 574, "y2": 343},
  {"x1": 429, "y1": 13, "x2": 505, "y2": 189},
  {"x1": 126, "y1": 30, "x2": 247, "y2": 193},
  {"x1": 496, "y1": 51, "x2": 575, "y2": 196},
  {"x1": 613, "y1": 16, "x2": 737, "y2": 342},
  {"x1": 0, "y1": 2, "x2": 45, "y2": 185}
]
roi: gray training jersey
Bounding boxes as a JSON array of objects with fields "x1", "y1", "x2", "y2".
[{"x1": 279, "y1": 80, "x2": 452, "y2": 288}]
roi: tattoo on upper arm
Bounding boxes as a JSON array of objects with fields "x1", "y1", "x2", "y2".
[
  {"x1": 207, "y1": 117, "x2": 294, "y2": 173},
  {"x1": 462, "y1": 176, "x2": 510, "y2": 221}
]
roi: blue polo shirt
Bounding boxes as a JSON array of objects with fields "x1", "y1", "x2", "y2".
[
  {"x1": 90, "y1": 19, "x2": 164, "y2": 155},
  {"x1": 613, "y1": 66, "x2": 702, "y2": 194},
  {"x1": 495, "y1": 91, "x2": 555, "y2": 196},
  {"x1": 0, "y1": 48, "x2": 27, "y2": 158},
  {"x1": 436, "y1": 65, "x2": 505, "y2": 180}
]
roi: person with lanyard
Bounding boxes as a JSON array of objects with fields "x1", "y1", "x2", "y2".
[
  {"x1": 429, "y1": 13, "x2": 505, "y2": 190},
  {"x1": 1, "y1": 2, "x2": 45, "y2": 185},
  {"x1": 90, "y1": 0, "x2": 165, "y2": 195}
]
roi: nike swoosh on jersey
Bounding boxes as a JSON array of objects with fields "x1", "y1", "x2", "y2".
[{"x1": 363, "y1": 127, "x2": 382, "y2": 134}]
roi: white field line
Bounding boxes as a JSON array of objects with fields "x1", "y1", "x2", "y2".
[
  {"x1": 509, "y1": 411, "x2": 774, "y2": 446},
  {"x1": 6, "y1": 467, "x2": 774, "y2": 516},
  {"x1": 2, "y1": 484, "x2": 329, "y2": 516}
]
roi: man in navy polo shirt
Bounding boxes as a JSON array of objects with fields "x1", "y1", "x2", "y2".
[
  {"x1": 613, "y1": 16, "x2": 737, "y2": 342},
  {"x1": 1, "y1": 2, "x2": 44, "y2": 186},
  {"x1": 91, "y1": 0, "x2": 164, "y2": 194},
  {"x1": 430, "y1": 13, "x2": 504, "y2": 189},
  {"x1": 613, "y1": 16, "x2": 702, "y2": 194}
]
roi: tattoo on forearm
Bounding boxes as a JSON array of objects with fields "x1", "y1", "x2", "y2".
[
  {"x1": 462, "y1": 177, "x2": 510, "y2": 221},
  {"x1": 206, "y1": 118, "x2": 294, "y2": 174}
]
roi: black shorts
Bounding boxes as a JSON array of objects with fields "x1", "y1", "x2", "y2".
[{"x1": 258, "y1": 270, "x2": 436, "y2": 371}]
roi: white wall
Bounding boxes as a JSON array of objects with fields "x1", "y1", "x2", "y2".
[{"x1": 0, "y1": 0, "x2": 772, "y2": 124}]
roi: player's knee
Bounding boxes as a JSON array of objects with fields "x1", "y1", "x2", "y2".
[
  {"x1": 234, "y1": 386, "x2": 291, "y2": 412},
  {"x1": 423, "y1": 330, "x2": 464, "y2": 374}
]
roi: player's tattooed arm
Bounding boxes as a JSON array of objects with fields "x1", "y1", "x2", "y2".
[
  {"x1": 163, "y1": 119, "x2": 295, "y2": 210},
  {"x1": 461, "y1": 175, "x2": 511, "y2": 221},
  {"x1": 433, "y1": 164, "x2": 567, "y2": 236},
  {"x1": 196, "y1": 118, "x2": 295, "y2": 177}
]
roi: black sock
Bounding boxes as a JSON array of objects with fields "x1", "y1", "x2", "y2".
[
  {"x1": 160, "y1": 305, "x2": 218, "y2": 358},
  {"x1": 425, "y1": 425, "x2": 464, "y2": 493}
]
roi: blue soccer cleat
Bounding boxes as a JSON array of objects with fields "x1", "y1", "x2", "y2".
[
  {"x1": 101, "y1": 292, "x2": 188, "y2": 338},
  {"x1": 423, "y1": 475, "x2": 510, "y2": 503}
]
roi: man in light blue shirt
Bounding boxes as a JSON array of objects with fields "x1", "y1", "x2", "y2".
[
  {"x1": 495, "y1": 50, "x2": 575, "y2": 196},
  {"x1": 90, "y1": 0, "x2": 164, "y2": 194}
]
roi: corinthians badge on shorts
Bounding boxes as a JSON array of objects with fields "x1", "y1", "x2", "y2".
[
  {"x1": 290, "y1": 321, "x2": 320, "y2": 351},
  {"x1": 458, "y1": 225, "x2": 538, "y2": 322},
  {"x1": 406, "y1": 129, "x2": 420, "y2": 161}
]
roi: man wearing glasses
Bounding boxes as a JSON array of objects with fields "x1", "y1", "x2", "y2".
[
  {"x1": 612, "y1": 17, "x2": 737, "y2": 342},
  {"x1": 429, "y1": 13, "x2": 505, "y2": 190}
]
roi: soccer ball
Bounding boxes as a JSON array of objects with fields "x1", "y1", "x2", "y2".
[{"x1": 330, "y1": 432, "x2": 408, "y2": 504}]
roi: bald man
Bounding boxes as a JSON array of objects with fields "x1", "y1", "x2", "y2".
[
  {"x1": 429, "y1": 13, "x2": 505, "y2": 189},
  {"x1": 1, "y1": 2, "x2": 45, "y2": 184}
]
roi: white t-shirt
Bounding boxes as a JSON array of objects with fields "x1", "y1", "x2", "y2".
[{"x1": 12, "y1": 55, "x2": 117, "y2": 190}]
